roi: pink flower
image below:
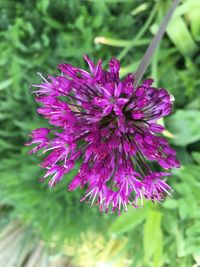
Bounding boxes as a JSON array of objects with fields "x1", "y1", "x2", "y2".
[{"x1": 26, "y1": 56, "x2": 180, "y2": 214}]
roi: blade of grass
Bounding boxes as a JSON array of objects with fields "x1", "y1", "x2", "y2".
[
  {"x1": 118, "y1": 3, "x2": 157, "y2": 61},
  {"x1": 94, "y1": 37, "x2": 149, "y2": 48}
]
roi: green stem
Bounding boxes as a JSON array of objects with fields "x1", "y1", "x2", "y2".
[{"x1": 134, "y1": 0, "x2": 180, "y2": 86}]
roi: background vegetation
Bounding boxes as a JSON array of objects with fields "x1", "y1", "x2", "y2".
[{"x1": 0, "y1": 0, "x2": 200, "y2": 266}]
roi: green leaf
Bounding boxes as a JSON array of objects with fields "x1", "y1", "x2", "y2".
[
  {"x1": 109, "y1": 205, "x2": 148, "y2": 235},
  {"x1": 163, "y1": 198, "x2": 178, "y2": 209},
  {"x1": 176, "y1": 228, "x2": 186, "y2": 257},
  {"x1": 143, "y1": 209, "x2": 163, "y2": 266},
  {"x1": 175, "y1": 147, "x2": 193, "y2": 165},
  {"x1": 166, "y1": 110, "x2": 200, "y2": 146},
  {"x1": 175, "y1": 0, "x2": 200, "y2": 38},
  {"x1": 131, "y1": 3, "x2": 149, "y2": 16},
  {"x1": 167, "y1": 15, "x2": 198, "y2": 56},
  {"x1": 37, "y1": 0, "x2": 49, "y2": 13},
  {"x1": 192, "y1": 152, "x2": 200, "y2": 164},
  {"x1": 0, "y1": 79, "x2": 12, "y2": 91}
]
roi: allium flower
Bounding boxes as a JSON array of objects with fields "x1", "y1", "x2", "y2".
[{"x1": 26, "y1": 56, "x2": 180, "y2": 214}]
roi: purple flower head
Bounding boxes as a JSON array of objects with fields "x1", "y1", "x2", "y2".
[{"x1": 26, "y1": 56, "x2": 180, "y2": 214}]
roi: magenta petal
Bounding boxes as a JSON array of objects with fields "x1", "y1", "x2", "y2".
[
  {"x1": 103, "y1": 105, "x2": 113, "y2": 116},
  {"x1": 83, "y1": 54, "x2": 96, "y2": 74},
  {"x1": 149, "y1": 123, "x2": 165, "y2": 133},
  {"x1": 132, "y1": 110, "x2": 144, "y2": 120},
  {"x1": 68, "y1": 175, "x2": 81, "y2": 191},
  {"x1": 117, "y1": 98, "x2": 129, "y2": 106},
  {"x1": 135, "y1": 86, "x2": 146, "y2": 97},
  {"x1": 109, "y1": 58, "x2": 120, "y2": 74}
]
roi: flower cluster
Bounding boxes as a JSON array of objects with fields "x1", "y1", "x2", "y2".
[{"x1": 26, "y1": 56, "x2": 180, "y2": 214}]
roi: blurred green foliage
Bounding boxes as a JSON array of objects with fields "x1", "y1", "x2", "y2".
[{"x1": 0, "y1": 0, "x2": 200, "y2": 266}]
